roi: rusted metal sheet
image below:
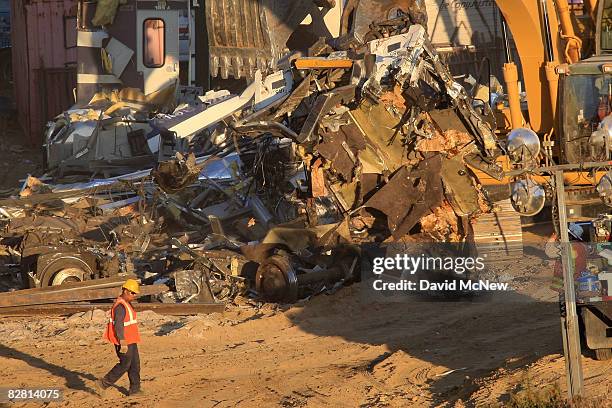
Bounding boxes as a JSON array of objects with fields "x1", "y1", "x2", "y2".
[
  {"x1": 37, "y1": 67, "x2": 77, "y2": 131},
  {"x1": 364, "y1": 157, "x2": 444, "y2": 240},
  {"x1": 10, "y1": 0, "x2": 77, "y2": 146}
]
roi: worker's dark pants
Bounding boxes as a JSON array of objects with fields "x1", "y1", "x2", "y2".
[{"x1": 102, "y1": 344, "x2": 140, "y2": 392}]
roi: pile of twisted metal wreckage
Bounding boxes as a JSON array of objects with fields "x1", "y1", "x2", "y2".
[{"x1": 0, "y1": 14, "x2": 509, "y2": 307}]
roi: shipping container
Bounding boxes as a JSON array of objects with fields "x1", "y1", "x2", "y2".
[
  {"x1": 10, "y1": 0, "x2": 77, "y2": 146},
  {"x1": 0, "y1": 0, "x2": 10, "y2": 83},
  {"x1": 0, "y1": 0, "x2": 10, "y2": 49}
]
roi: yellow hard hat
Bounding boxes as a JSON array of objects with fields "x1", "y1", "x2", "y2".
[{"x1": 122, "y1": 278, "x2": 140, "y2": 294}]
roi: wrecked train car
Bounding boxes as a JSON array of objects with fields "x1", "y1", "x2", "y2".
[
  {"x1": 44, "y1": 0, "x2": 188, "y2": 173},
  {"x1": 2, "y1": 10, "x2": 511, "y2": 304},
  {"x1": 43, "y1": 0, "x2": 353, "y2": 175}
]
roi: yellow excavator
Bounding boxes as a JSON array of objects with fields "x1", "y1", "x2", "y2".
[
  {"x1": 488, "y1": 0, "x2": 612, "y2": 361},
  {"x1": 244, "y1": 0, "x2": 612, "y2": 361},
  {"x1": 480, "y1": 0, "x2": 612, "y2": 217}
]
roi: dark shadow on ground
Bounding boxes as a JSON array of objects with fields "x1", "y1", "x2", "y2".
[
  {"x1": 0, "y1": 343, "x2": 97, "y2": 394},
  {"x1": 282, "y1": 242, "x2": 564, "y2": 407}
]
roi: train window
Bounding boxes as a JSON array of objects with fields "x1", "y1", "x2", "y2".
[{"x1": 143, "y1": 18, "x2": 165, "y2": 68}]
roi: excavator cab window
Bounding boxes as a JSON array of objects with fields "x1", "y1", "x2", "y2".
[
  {"x1": 601, "y1": 0, "x2": 612, "y2": 52},
  {"x1": 562, "y1": 73, "x2": 612, "y2": 162}
]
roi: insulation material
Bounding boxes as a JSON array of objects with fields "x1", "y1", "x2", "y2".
[
  {"x1": 19, "y1": 176, "x2": 52, "y2": 198},
  {"x1": 91, "y1": 0, "x2": 124, "y2": 26},
  {"x1": 415, "y1": 129, "x2": 473, "y2": 153},
  {"x1": 420, "y1": 202, "x2": 462, "y2": 242}
]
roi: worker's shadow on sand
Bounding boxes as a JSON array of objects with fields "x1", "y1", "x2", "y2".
[
  {"x1": 0, "y1": 344, "x2": 100, "y2": 394},
  {"x1": 284, "y1": 268, "x2": 563, "y2": 406}
]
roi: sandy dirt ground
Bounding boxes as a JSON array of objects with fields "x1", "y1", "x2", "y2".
[
  {"x1": 1, "y1": 247, "x2": 611, "y2": 408},
  {"x1": 0, "y1": 84, "x2": 610, "y2": 407}
]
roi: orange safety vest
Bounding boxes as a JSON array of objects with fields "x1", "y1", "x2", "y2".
[{"x1": 103, "y1": 297, "x2": 141, "y2": 345}]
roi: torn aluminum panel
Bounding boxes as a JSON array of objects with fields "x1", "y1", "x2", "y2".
[
  {"x1": 254, "y1": 69, "x2": 293, "y2": 111},
  {"x1": 440, "y1": 155, "x2": 482, "y2": 217},
  {"x1": 148, "y1": 70, "x2": 291, "y2": 154},
  {"x1": 316, "y1": 126, "x2": 365, "y2": 182},
  {"x1": 45, "y1": 69, "x2": 290, "y2": 176},
  {"x1": 105, "y1": 37, "x2": 134, "y2": 79},
  {"x1": 41, "y1": 153, "x2": 242, "y2": 195},
  {"x1": 360, "y1": 20, "x2": 500, "y2": 167},
  {"x1": 363, "y1": 24, "x2": 426, "y2": 94}
]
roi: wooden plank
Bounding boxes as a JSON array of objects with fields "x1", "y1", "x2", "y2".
[
  {"x1": 0, "y1": 301, "x2": 225, "y2": 316},
  {"x1": 133, "y1": 302, "x2": 226, "y2": 315},
  {"x1": 0, "y1": 283, "x2": 169, "y2": 308}
]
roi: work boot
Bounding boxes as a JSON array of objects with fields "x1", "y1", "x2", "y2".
[{"x1": 129, "y1": 388, "x2": 144, "y2": 396}]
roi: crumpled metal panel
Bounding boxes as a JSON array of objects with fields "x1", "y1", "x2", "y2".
[{"x1": 439, "y1": 154, "x2": 481, "y2": 217}]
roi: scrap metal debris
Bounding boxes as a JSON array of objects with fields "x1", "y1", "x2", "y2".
[{"x1": 0, "y1": 14, "x2": 505, "y2": 305}]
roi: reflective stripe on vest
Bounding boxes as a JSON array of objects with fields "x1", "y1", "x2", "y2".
[{"x1": 114, "y1": 298, "x2": 138, "y2": 327}]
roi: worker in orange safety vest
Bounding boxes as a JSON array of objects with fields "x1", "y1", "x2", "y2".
[{"x1": 96, "y1": 279, "x2": 142, "y2": 396}]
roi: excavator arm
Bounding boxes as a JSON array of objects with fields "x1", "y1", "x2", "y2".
[{"x1": 495, "y1": 0, "x2": 566, "y2": 133}]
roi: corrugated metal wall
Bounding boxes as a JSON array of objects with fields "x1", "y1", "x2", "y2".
[
  {"x1": 426, "y1": 0, "x2": 501, "y2": 47},
  {"x1": 425, "y1": 0, "x2": 511, "y2": 81},
  {"x1": 10, "y1": 0, "x2": 77, "y2": 147}
]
